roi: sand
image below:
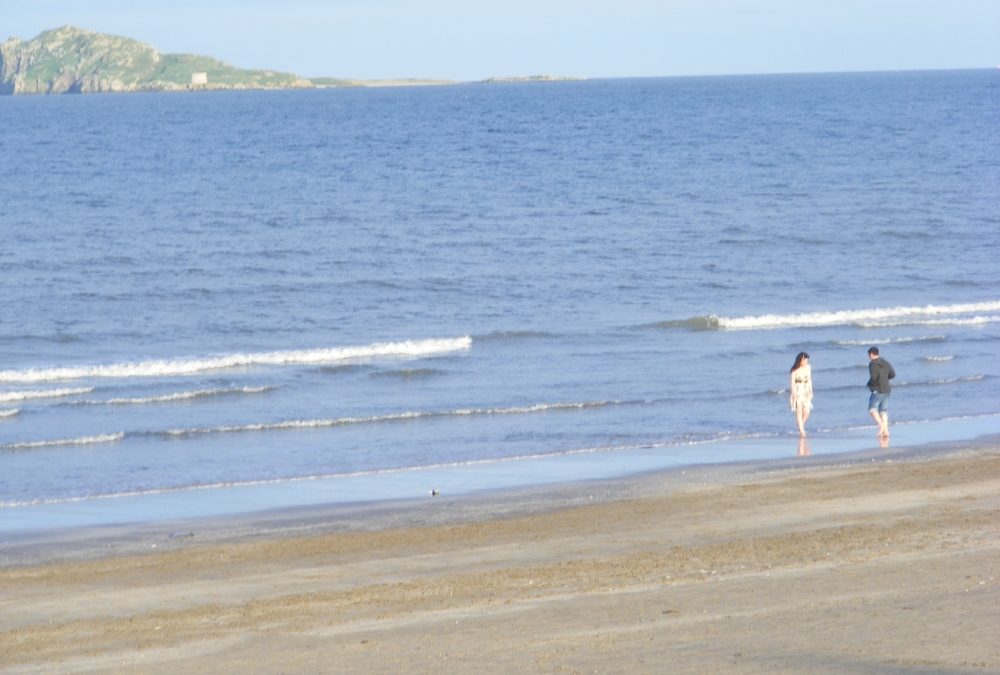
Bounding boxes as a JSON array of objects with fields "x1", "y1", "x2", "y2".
[{"x1": 2, "y1": 442, "x2": 999, "y2": 674}]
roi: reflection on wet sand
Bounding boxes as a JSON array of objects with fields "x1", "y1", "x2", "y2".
[
  {"x1": 797, "y1": 437, "x2": 811, "y2": 456},
  {"x1": 879, "y1": 434, "x2": 890, "y2": 449}
]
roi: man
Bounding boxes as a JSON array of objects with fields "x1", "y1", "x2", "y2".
[{"x1": 867, "y1": 346, "x2": 896, "y2": 439}]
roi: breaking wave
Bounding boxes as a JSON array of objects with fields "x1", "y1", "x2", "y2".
[
  {"x1": 658, "y1": 301, "x2": 1000, "y2": 332},
  {"x1": 156, "y1": 400, "x2": 633, "y2": 438},
  {"x1": 859, "y1": 316, "x2": 1000, "y2": 328},
  {"x1": 651, "y1": 316, "x2": 722, "y2": 331},
  {"x1": 0, "y1": 387, "x2": 94, "y2": 403},
  {"x1": 903, "y1": 374, "x2": 986, "y2": 387},
  {"x1": 0, "y1": 400, "x2": 635, "y2": 450},
  {"x1": 0, "y1": 337, "x2": 473, "y2": 384},
  {"x1": 0, "y1": 408, "x2": 20, "y2": 419},
  {"x1": 78, "y1": 386, "x2": 272, "y2": 406},
  {"x1": 2, "y1": 432, "x2": 125, "y2": 451},
  {"x1": 834, "y1": 336, "x2": 947, "y2": 346}
]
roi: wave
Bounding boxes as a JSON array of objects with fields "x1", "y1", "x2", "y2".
[
  {"x1": 76, "y1": 386, "x2": 272, "y2": 406},
  {"x1": 371, "y1": 368, "x2": 446, "y2": 380},
  {"x1": 0, "y1": 336, "x2": 473, "y2": 384},
  {"x1": 473, "y1": 330, "x2": 558, "y2": 343},
  {"x1": 0, "y1": 408, "x2": 20, "y2": 419},
  {"x1": 819, "y1": 374, "x2": 988, "y2": 394},
  {"x1": 921, "y1": 355, "x2": 955, "y2": 363},
  {"x1": 834, "y1": 336, "x2": 947, "y2": 346},
  {"x1": 859, "y1": 315, "x2": 1000, "y2": 328},
  {"x1": 2, "y1": 432, "x2": 125, "y2": 451},
  {"x1": 651, "y1": 316, "x2": 722, "y2": 331},
  {"x1": 0, "y1": 387, "x2": 94, "y2": 403},
  {"x1": 0, "y1": 400, "x2": 636, "y2": 450},
  {"x1": 0, "y1": 333, "x2": 82, "y2": 344},
  {"x1": 156, "y1": 400, "x2": 633, "y2": 439},
  {"x1": 658, "y1": 301, "x2": 1000, "y2": 332},
  {"x1": 900, "y1": 374, "x2": 986, "y2": 387},
  {"x1": 318, "y1": 364, "x2": 370, "y2": 375}
]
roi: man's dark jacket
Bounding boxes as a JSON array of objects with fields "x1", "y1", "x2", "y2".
[{"x1": 867, "y1": 357, "x2": 896, "y2": 394}]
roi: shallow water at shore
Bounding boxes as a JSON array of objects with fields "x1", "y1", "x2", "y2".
[{"x1": 4, "y1": 416, "x2": 998, "y2": 539}]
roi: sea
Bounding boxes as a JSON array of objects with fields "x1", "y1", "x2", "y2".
[{"x1": 1, "y1": 69, "x2": 999, "y2": 534}]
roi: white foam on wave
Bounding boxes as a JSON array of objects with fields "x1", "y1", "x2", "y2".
[
  {"x1": 451, "y1": 401, "x2": 619, "y2": 416},
  {"x1": 715, "y1": 301, "x2": 1000, "y2": 331},
  {"x1": 859, "y1": 315, "x2": 1000, "y2": 328},
  {"x1": 86, "y1": 386, "x2": 272, "y2": 406},
  {"x1": 835, "y1": 336, "x2": 946, "y2": 346},
  {"x1": 2, "y1": 432, "x2": 125, "y2": 451},
  {"x1": 161, "y1": 400, "x2": 629, "y2": 437},
  {"x1": 1, "y1": 399, "x2": 630, "y2": 451},
  {"x1": 922, "y1": 355, "x2": 955, "y2": 362},
  {"x1": 0, "y1": 337, "x2": 473, "y2": 384},
  {"x1": 164, "y1": 412, "x2": 427, "y2": 436},
  {"x1": 0, "y1": 408, "x2": 20, "y2": 419},
  {"x1": 0, "y1": 387, "x2": 94, "y2": 403},
  {"x1": 924, "y1": 374, "x2": 985, "y2": 386}
]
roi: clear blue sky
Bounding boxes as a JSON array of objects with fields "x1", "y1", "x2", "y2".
[{"x1": 5, "y1": 1, "x2": 1000, "y2": 80}]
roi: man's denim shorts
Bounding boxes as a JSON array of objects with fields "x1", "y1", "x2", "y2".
[{"x1": 868, "y1": 392, "x2": 890, "y2": 413}]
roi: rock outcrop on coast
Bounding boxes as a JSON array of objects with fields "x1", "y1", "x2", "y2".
[
  {"x1": 0, "y1": 25, "x2": 312, "y2": 94},
  {"x1": 0, "y1": 25, "x2": 575, "y2": 95}
]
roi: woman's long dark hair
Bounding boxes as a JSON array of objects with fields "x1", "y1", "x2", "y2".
[{"x1": 790, "y1": 352, "x2": 809, "y2": 372}]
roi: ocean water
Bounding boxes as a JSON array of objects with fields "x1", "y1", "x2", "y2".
[{"x1": 1, "y1": 70, "x2": 999, "y2": 525}]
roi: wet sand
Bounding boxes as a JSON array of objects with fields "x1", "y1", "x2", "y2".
[{"x1": 2, "y1": 442, "x2": 999, "y2": 673}]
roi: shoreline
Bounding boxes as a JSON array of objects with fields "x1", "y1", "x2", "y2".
[
  {"x1": 3, "y1": 415, "x2": 999, "y2": 558},
  {"x1": 2, "y1": 436, "x2": 998, "y2": 671},
  {"x1": 3, "y1": 428, "x2": 998, "y2": 567}
]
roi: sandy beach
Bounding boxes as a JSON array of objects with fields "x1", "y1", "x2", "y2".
[{"x1": 2, "y1": 441, "x2": 999, "y2": 674}]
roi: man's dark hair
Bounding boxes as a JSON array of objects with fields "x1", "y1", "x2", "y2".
[{"x1": 868, "y1": 346, "x2": 880, "y2": 356}]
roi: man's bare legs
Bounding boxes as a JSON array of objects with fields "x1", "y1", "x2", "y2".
[{"x1": 870, "y1": 409, "x2": 889, "y2": 438}]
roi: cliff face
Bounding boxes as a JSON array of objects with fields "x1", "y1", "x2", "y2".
[{"x1": 0, "y1": 26, "x2": 313, "y2": 94}]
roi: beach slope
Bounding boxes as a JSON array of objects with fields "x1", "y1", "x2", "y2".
[{"x1": 2, "y1": 448, "x2": 999, "y2": 673}]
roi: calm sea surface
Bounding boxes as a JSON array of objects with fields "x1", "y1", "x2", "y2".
[{"x1": 1, "y1": 71, "x2": 998, "y2": 522}]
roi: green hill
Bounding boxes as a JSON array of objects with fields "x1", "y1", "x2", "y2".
[{"x1": 0, "y1": 26, "x2": 312, "y2": 94}]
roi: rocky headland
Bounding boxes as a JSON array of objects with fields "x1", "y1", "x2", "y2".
[
  {"x1": 0, "y1": 26, "x2": 313, "y2": 94},
  {"x1": 1, "y1": 26, "x2": 575, "y2": 95}
]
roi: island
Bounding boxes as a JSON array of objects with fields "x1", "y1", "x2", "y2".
[
  {"x1": 0, "y1": 26, "x2": 450, "y2": 95},
  {"x1": 0, "y1": 26, "x2": 576, "y2": 95}
]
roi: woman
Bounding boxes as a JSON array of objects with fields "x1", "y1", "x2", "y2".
[{"x1": 789, "y1": 352, "x2": 813, "y2": 436}]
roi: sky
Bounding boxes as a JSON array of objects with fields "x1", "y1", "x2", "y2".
[{"x1": 4, "y1": 1, "x2": 1000, "y2": 81}]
